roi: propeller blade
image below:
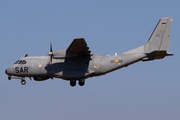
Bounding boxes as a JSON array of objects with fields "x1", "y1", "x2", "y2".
[
  {"x1": 50, "y1": 56, "x2": 52, "y2": 71},
  {"x1": 49, "y1": 43, "x2": 53, "y2": 71},
  {"x1": 50, "y1": 43, "x2": 52, "y2": 52}
]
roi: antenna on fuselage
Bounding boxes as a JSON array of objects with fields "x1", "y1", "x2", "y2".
[{"x1": 25, "y1": 54, "x2": 28, "y2": 57}]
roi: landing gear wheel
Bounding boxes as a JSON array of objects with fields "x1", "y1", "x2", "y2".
[
  {"x1": 21, "y1": 80, "x2": 26, "y2": 85},
  {"x1": 70, "y1": 79, "x2": 76, "y2": 87},
  {"x1": 79, "y1": 78, "x2": 85, "y2": 86}
]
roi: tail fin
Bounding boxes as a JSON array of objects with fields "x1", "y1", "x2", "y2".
[
  {"x1": 143, "y1": 17, "x2": 173, "y2": 61},
  {"x1": 145, "y1": 17, "x2": 173, "y2": 53}
]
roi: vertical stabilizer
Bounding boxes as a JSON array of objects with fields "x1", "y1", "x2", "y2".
[{"x1": 144, "y1": 17, "x2": 173, "y2": 53}]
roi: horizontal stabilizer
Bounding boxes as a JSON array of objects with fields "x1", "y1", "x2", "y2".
[{"x1": 142, "y1": 50, "x2": 173, "y2": 61}]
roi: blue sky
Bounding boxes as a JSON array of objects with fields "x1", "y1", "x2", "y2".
[{"x1": 1, "y1": 0, "x2": 180, "y2": 120}]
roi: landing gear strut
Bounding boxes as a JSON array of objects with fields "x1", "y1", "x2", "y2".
[
  {"x1": 70, "y1": 79, "x2": 76, "y2": 87},
  {"x1": 8, "y1": 75, "x2": 11, "y2": 80},
  {"x1": 21, "y1": 79, "x2": 26, "y2": 85}
]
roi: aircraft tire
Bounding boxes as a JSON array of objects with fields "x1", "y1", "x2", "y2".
[
  {"x1": 70, "y1": 79, "x2": 76, "y2": 87},
  {"x1": 79, "y1": 78, "x2": 85, "y2": 86},
  {"x1": 21, "y1": 80, "x2": 26, "y2": 85}
]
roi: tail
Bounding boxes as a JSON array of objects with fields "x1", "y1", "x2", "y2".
[{"x1": 142, "y1": 17, "x2": 173, "y2": 61}]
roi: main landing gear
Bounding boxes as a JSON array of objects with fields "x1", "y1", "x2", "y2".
[
  {"x1": 70, "y1": 78, "x2": 85, "y2": 87},
  {"x1": 70, "y1": 78, "x2": 76, "y2": 87},
  {"x1": 79, "y1": 78, "x2": 85, "y2": 86}
]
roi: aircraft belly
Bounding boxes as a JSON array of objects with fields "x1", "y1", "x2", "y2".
[
  {"x1": 51, "y1": 70, "x2": 88, "y2": 78},
  {"x1": 49, "y1": 59, "x2": 93, "y2": 79}
]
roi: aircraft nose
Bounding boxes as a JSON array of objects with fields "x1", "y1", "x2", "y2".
[{"x1": 5, "y1": 66, "x2": 13, "y2": 75}]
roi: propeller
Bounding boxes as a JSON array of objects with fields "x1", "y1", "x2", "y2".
[{"x1": 48, "y1": 43, "x2": 53, "y2": 71}]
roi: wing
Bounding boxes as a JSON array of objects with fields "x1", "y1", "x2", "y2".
[
  {"x1": 49, "y1": 38, "x2": 92, "y2": 59},
  {"x1": 67, "y1": 38, "x2": 91, "y2": 56}
]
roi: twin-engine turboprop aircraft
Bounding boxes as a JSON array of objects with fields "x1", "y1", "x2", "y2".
[{"x1": 5, "y1": 17, "x2": 173, "y2": 87}]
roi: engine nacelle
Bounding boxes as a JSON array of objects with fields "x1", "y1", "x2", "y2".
[{"x1": 33, "y1": 77, "x2": 50, "y2": 81}]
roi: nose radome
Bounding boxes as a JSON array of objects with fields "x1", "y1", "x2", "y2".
[{"x1": 5, "y1": 69, "x2": 7, "y2": 74}]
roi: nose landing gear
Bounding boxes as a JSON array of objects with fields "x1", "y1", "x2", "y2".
[
  {"x1": 7, "y1": 75, "x2": 26, "y2": 85},
  {"x1": 8, "y1": 75, "x2": 11, "y2": 80}
]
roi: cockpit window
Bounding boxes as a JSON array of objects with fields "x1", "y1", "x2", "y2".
[
  {"x1": 14, "y1": 60, "x2": 19, "y2": 64},
  {"x1": 14, "y1": 60, "x2": 27, "y2": 64},
  {"x1": 22, "y1": 60, "x2": 26, "y2": 64},
  {"x1": 19, "y1": 60, "x2": 22, "y2": 64}
]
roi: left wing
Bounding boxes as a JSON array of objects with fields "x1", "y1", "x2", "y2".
[
  {"x1": 50, "y1": 38, "x2": 92, "y2": 59},
  {"x1": 67, "y1": 38, "x2": 91, "y2": 56}
]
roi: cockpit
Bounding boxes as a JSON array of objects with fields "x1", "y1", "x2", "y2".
[{"x1": 14, "y1": 60, "x2": 27, "y2": 64}]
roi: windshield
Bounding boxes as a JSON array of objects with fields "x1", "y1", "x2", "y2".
[
  {"x1": 14, "y1": 60, "x2": 19, "y2": 64},
  {"x1": 14, "y1": 60, "x2": 27, "y2": 64}
]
